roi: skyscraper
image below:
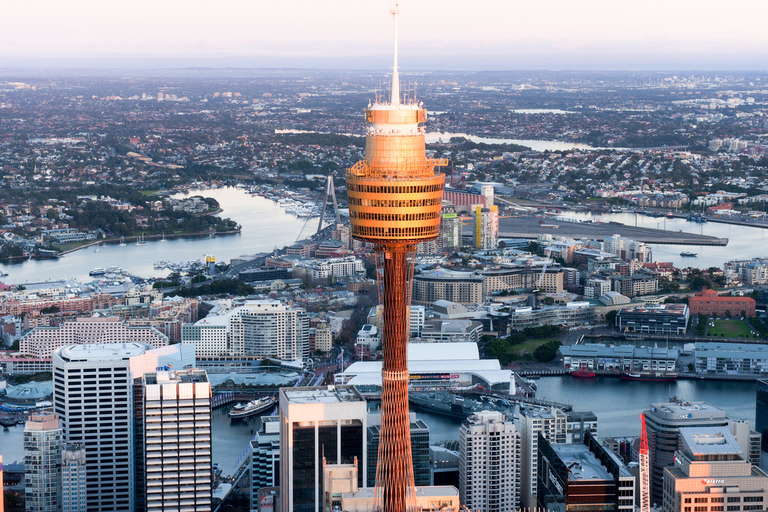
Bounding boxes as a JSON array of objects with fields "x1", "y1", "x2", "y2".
[
  {"x1": 473, "y1": 205, "x2": 499, "y2": 250},
  {"x1": 141, "y1": 369, "x2": 212, "y2": 511},
  {"x1": 459, "y1": 411, "x2": 521, "y2": 512},
  {"x1": 24, "y1": 412, "x2": 63, "y2": 512},
  {"x1": 344, "y1": 6, "x2": 446, "y2": 510},
  {"x1": 52, "y1": 343, "x2": 146, "y2": 512},
  {"x1": 279, "y1": 385, "x2": 367, "y2": 512},
  {"x1": 367, "y1": 415, "x2": 430, "y2": 488},
  {"x1": 519, "y1": 406, "x2": 568, "y2": 508},
  {"x1": 644, "y1": 399, "x2": 733, "y2": 505},
  {"x1": 62, "y1": 444, "x2": 87, "y2": 512}
]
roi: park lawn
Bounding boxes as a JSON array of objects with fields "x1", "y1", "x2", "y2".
[
  {"x1": 509, "y1": 338, "x2": 557, "y2": 361},
  {"x1": 708, "y1": 319, "x2": 756, "y2": 338}
]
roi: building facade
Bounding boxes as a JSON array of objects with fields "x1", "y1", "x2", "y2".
[
  {"x1": 24, "y1": 412, "x2": 63, "y2": 512},
  {"x1": 459, "y1": 411, "x2": 521, "y2": 512},
  {"x1": 616, "y1": 303, "x2": 690, "y2": 335},
  {"x1": 251, "y1": 416, "x2": 281, "y2": 509},
  {"x1": 52, "y1": 343, "x2": 146, "y2": 512},
  {"x1": 62, "y1": 444, "x2": 87, "y2": 512},
  {"x1": 229, "y1": 300, "x2": 309, "y2": 359},
  {"x1": 413, "y1": 269, "x2": 485, "y2": 306},
  {"x1": 662, "y1": 427, "x2": 768, "y2": 512},
  {"x1": 473, "y1": 206, "x2": 499, "y2": 250},
  {"x1": 142, "y1": 369, "x2": 212, "y2": 512},
  {"x1": 538, "y1": 432, "x2": 635, "y2": 512},
  {"x1": 279, "y1": 386, "x2": 367, "y2": 512},
  {"x1": 368, "y1": 416, "x2": 430, "y2": 488},
  {"x1": 20, "y1": 317, "x2": 169, "y2": 358},
  {"x1": 644, "y1": 399, "x2": 733, "y2": 505},
  {"x1": 519, "y1": 406, "x2": 568, "y2": 508},
  {"x1": 689, "y1": 288, "x2": 756, "y2": 317}
]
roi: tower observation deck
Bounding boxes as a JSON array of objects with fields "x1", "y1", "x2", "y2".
[{"x1": 345, "y1": 5, "x2": 446, "y2": 512}]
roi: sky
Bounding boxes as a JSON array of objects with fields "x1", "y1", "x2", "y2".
[{"x1": 3, "y1": 0, "x2": 768, "y2": 71}]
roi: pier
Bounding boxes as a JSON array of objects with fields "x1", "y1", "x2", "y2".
[{"x1": 493, "y1": 215, "x2": 728, "y2": 246}]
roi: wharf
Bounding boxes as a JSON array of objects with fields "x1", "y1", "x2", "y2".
[{"x1": 494, "y1": 215, "x2": 728, "y2": 246}]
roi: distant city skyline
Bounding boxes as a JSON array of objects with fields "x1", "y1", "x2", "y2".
[{"x1": 3, "y1": 0, "x2": 768, "y2": 71}]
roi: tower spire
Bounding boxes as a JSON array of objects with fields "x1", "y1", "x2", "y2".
[{"x1": 390, "y1": 3, "x2": 400, "y2": 106}]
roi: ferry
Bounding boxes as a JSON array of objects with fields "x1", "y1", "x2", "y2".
[
  {"x1": 89, "y1": 268, "x2": 106, "y2": 276},
  {"x1": 680, "y1": 252, "x2": 697, "y2": 257},
  {"x1": 228, "y1": 396, "x2": 277, "y2": 421}
]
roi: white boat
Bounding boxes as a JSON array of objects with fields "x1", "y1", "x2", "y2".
[
  {"x1": 89, "y1": 268, "x2": 106, "y2": 276},
  {"x1": 160, "y1": 232, "x2": 167, "y2": 243},
  {"x1": 118, "y1": 236, "x2": 126, "y2": 247},
  {"x1": 228, "y1": 396, "x2": 277, "y2": 420}
]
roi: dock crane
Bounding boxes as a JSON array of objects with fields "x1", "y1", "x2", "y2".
[{"x1": 639, "y1": 413, "x2": 651, "y2": 512}]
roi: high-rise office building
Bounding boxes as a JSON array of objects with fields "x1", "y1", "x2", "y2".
[
  {"x1": 459, "y1": 411, "x2": 521, "y2": 512},
  {"x1": 441, "y1": 214, "x2": 462, "y2": 252},
  {"x1": 62, "y1": 444, "x2": 87, "y2": 512},
  {"x1": 141, "y1": 369, "x2": 212, "y2": 512},
  {"x1": 279, "y1": 386, "x2": 367, "y2": 512},
  {"x1": 344, "y1": 6, "x2": 446, "y2": 511},
  {"x1": 52, "y1": 343, "x2": 146, "y2": 512},
  {"x1": 662, "y1": 427, "x2": 768, "y2": 512},
  {"x1": 24, "y1": 412, "x2": 63, "y2": 512},
  {"x1": 367, "y1": 414, "x2": 430, "y2": 487},
  {"x1": 519, "y1": 406, "x2": 568, "y2": 508},
  {"x1": 250, "y1": 416, "x2": 281, "y2": 511},
  {"x1": 644, "y1": 399, "x2": 733, "y2": 505},
  {"x1": 538, "y1": 431, "x2": 635, "y2": 512},
  {"x1": 473, "y1": 205, "x2": 499, "y2": 250}
]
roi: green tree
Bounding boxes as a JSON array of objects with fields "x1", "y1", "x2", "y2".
[{"x1": 534, "y1": 340, "x2": 562, "y2": 362}]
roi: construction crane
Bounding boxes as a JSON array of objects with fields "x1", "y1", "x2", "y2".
[
  {"x1": 532, "y1": 246, "x2": 554, "y2": 293},
  {"x1": 639, "y1": 413, "x2": 651, "y2": 512}
]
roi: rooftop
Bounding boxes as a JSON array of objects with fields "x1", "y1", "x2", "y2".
[
  {"x1": 56, "y1": 342, "x2": 149, "y2": 361},
  {"x1": 144, "y1": 369, "x2": 208, "y2": 385},
  {"x1": 551, "y1": 444, "x2": 613, "y2": 481},
  {"x1": 680, "y1": 426, "x2": 742, "y2": 457},
  {"x1": 283, "y1": 385, "x2": 364, "y2": 404},
  {"x1": 647, "y1": 399, "x2": 726, "y2": 421}
]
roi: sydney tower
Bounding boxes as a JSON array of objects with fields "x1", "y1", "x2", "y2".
[{"x1": 345, "y1": 6, "x2": 446, "y2": 512}]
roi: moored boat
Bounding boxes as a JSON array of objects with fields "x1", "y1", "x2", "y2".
[
  {"x1": 229, "y1": 396, "x2": 277, "y2": 420},
  {"x1": 571, "y1": 363, "x2": 595, "y2": 379},
  {"x1": 620, "y1": 370, "x2": 678, "y2": 382}
]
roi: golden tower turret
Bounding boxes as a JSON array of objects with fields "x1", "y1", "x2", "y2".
[{"x1": 345, "y1": 5, "x2": 446, "y2": 512}]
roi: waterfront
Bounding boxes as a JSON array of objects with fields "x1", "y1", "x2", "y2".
[
  {"x1": 425, "y1": 132, "x2": 600, "y2": 152},
  {"x1": 568, "y1": 211, "x2": 768, "y2": 269},
  {"x1": 0, "y1": 188, "x2": 321, "y2": 285}
]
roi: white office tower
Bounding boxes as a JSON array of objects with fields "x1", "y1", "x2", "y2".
[
  {"x1": 24, "y1": 412, "x2": 63, "y2": 512},
  {"x1": 250, "y1": 416, "x2": 281, "y2": 512},
  {"x1": 142, "y1": 369, "x2": 212, "y2": 512},
  {"x1": 459, "y1": 411, "x2": 521, "y2": 512},
  {"x1": 519, "y1": 406, "x2": 568, "y2": 509},
  {"x1": 52, "y1": 343, "x2": 148, "y2": 512},
  {"x1": 230, "y1": 300, "x2": 309, "y2": 359},
  {"x1": 279, "y1": 386, "x2": 367, "y2": 512},
  {"x1": 62, "y1": 443, "x2": 87, "y2": 512}
]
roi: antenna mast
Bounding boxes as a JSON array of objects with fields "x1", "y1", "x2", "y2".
[{"x1": 390, "y1": 3, "x2": 400, "y2": 106}]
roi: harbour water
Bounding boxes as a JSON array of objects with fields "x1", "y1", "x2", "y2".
[
  {"x1": 0, "y1": 378, "x2": 759, "y2": 473},
  {"x1": 0, "y1": 187, "x2": 321, "y2": 285},
  {"x1": 425, "y1": 132, "x2": 600, "y2": 152},
  {"x1": 568, "y1": 211, "x2": 768, "y2": 268}
]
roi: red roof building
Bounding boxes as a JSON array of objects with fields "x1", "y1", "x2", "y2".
[{"x1": 689, "y1": 288, "x2": 755, "y2": 317}]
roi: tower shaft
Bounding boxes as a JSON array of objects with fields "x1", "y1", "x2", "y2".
[{"x1": 376, "y1": 244, "x2": 415, "y2": 512}]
